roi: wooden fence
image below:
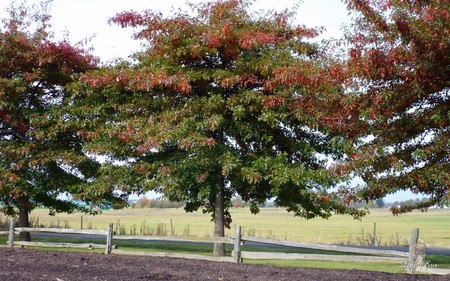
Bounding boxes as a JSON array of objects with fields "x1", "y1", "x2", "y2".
[
  {"x1": 7, "y1": 220, "x2": 114, "y2": 254},
  {"x1": 6, "y1": 221, "x2": 449, "y2": 275}
]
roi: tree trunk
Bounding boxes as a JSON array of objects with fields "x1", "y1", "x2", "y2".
[
  {"x1": 213, "y1": 173, "x2": 225, "y2": 256},
  {"x1": 18, "y1": 203, "x2": 31, "y2": 241}
]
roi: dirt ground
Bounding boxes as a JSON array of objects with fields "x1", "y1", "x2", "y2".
[{"x1": 0, "y1": 247, "x2": 447, "y2": 281}]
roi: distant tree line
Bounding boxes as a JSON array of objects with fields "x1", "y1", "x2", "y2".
[
  {"x1": 343, "y1": 197, "x2": 441, "y2": 210},
  {"x1": 131, "y1": 196, "x2": 183, "y2": 209},
  {"x1": 387, "y1": 198, "x2": 438, "y2": 208}
]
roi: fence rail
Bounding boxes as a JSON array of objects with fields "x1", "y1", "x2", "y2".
[
  {"x1": 14, "y1": 227, "x2": 108, "y2": 236},
  {"x1": 235, "y1": 226, "x2": 449, "y2": 276},
  {"x1": 113, "y1": 234, "x2": 233, "y2": 244},
  {"x1": 238, "y1": 251, "x2": 404, "y2": 263},
  {"x1": 13, "y1": 241, "x2": 111, "y2": 249},
  {"x1": 6, "y1": 221, "x2": 449, "y2": 275},
  {"x1": 240, "y1": 235, "x2": 409, "y2": 258},
  {"x1": 113, "y1": 249, "x2": 234, "y2": 262},
  {"x1": 9, "y1": 221, "x2": 113, "y2": 254}
]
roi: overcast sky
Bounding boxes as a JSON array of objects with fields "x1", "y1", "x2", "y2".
[
  {"x1": 0, "y1": 0, "x2": 424, "y2": 203},
  {"x1": 1, "y1": 0, "x2": 351, "y2": 62}
]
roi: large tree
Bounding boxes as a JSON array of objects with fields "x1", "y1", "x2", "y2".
[
  {"x1": 70, "y1": 0, "x2": 364, "y2": 256},
  {"x1": 0, "y1": 1, "x2": 121, "y2": 239},
  {"x1": 334, "y1": 0, "x2": 449, "y2": 212}
]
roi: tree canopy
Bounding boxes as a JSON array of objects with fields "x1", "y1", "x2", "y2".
[
  {"x1": 2, "y1": 0, "x2": 447, "y2": 252},
  {"x1": 67, "y1": 0, "x2": 365, "y2": 255},
  {"x1": 0, "y1": 1, "x2": 123, "y2": 236},
  {"x1": 336, "y1": 0, "x2": 449, "y2": 212}
]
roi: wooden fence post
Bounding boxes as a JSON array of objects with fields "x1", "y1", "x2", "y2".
[
  {"x1": 372, "y1": 223, "x2": 378, "y2": 247},
  {"x1": 407, "y1": 228, "x2": 419, "y2": 274},
  {"x1": 234, "y1": 225, "x2": 242, "y2": 263},
  {"x1": 80, "y1": 216, "x2": 83, "y2": 230},
  {"x1": 8, "y1": 219, "x2": 15, "y2": 249},
  {"x1": 105, "y1": 223, "x2": 113, "y2": 255}
]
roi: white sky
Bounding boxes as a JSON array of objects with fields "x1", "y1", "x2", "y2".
[
  {"x1": 1, "y1": 0, "x2": 351, "y2": 62},
  {"x1": 0, "y1": 0, "x2": 424, "y2": 203}
]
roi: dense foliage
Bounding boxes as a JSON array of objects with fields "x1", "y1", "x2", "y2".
[
  {"x1": 2, "y1": 0, "x2": 447, "y2": 250},
  {"x1": 336, "y1": 0, "x2": 449, "y2": 212},
  {"x1": 0, "y1": 2, "x2": 123, "y2": 234},
  {"x1": 68, "y1": 0, "x2": 364, "y2": 255}
]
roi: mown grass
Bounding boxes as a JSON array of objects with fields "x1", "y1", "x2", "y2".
[{"x1": 425, "y1": 255, "x2": 450, "y2": 269}]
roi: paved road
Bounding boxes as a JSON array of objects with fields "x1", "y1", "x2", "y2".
[{"x1": 29, "y1": 232, "x2": 450, "y2": 256}]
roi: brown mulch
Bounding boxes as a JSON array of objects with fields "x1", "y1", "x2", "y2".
[{"x1": 0, "y1": 247, "x2": 447, "y2": 281}]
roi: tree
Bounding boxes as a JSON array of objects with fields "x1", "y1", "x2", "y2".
[
  {"x1": 70, "y1": 0, "x2": 365, "y2": 256},
  {"x1": 0, "y1": 1, "x2": 121, "y2": 240},
  {"x1": 336, "y1": 0, "x2": 449, "y2": 213},
  {"x1": 375, "y1": 198, "x2": 385, "y2": 209}
]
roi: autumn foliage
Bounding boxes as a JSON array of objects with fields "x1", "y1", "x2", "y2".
[
  {"x1": 67, "y1": 0, "x2": 367, "y2": 255},
  {"x1": 2, "y1": 0, "x2": 448, "y2": 249},
  {"x1": 335, "y1": 0, "x2": 449, "y2": 212},
  {"x1": 0, "y1": 2, "x2": 121, "y2": 231}
]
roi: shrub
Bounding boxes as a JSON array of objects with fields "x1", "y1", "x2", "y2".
[{"x1": 133, "y1": 196, "x2": 183, "y2": 209}]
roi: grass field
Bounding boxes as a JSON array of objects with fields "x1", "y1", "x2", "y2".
[
  {"x1": 1, "y1": 207, "x2": 449, "y2": 249},
  {"x1": 1, "y1": 207, "x2": 449, "y2": 274}
]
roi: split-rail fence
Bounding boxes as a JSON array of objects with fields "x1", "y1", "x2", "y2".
[{"x1": 4, "y1": 220, "x2": 449, "y2": 275}]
